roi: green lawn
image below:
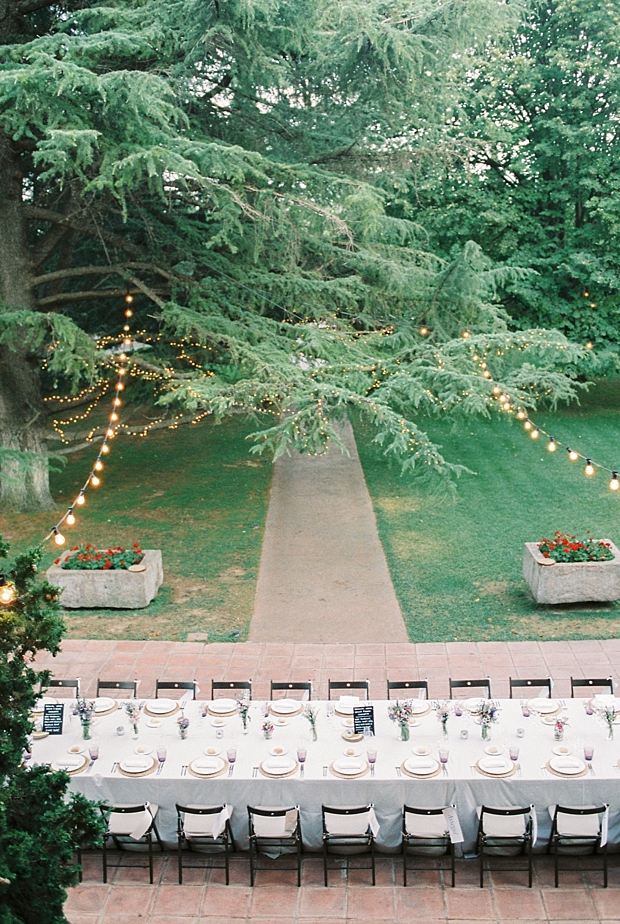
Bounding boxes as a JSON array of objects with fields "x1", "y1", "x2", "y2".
[
  {"x1": 355, "y1": 381, "x2": 620, "y2": 642},
  {"x1": 0, "y1": 417, "x2": 272, "y2": 641}
]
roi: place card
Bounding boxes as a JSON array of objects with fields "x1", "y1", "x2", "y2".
[
  {"x1": 353, "y1": 704, "x2": 375, "y2": 736},
  {"x1": 42, "y1": 703, "x2": 64, "y2": 735}
]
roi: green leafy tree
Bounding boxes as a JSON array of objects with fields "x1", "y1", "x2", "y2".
[
  {"x1": 0, "y1": 0, "x2": 590, "y2": 512},
  {"x1": 0, "y1": 537, "x2": 103, "y2": 924}
]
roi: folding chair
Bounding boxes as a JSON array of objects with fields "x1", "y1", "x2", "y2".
[
  {"x1": 388, "y1": 680, "x2": 428, "y2": 700},
  {"x1": 46, "y1": 678, "x2": 81, "y2": 697},
  {"x1": 101, "y1": 803, "x2": 164, "y2": 883},
  {"x1": 322, "y1": 804, "x2": 376, "y2": 886},
  {"x1": 509, "y1": 677, "x2": 552, "y2": 699},
  {"x1": 212, "y1": 680, "x2": 252, "y2": 701},
  {"x1": 327, "y1": 680, "x2": 369, "y2": 700},
  {"x1": 477, "y1": 805, "x2": 535, "y2": 888},
  {"x1": 176, "y1": 804, "x2": 236, "y2": 884},
  {"x1": 270, "y1": 681, "x2": 312, "y2": 701},
  {"x1": 247, "y1": 806, "x2": 302, "y2": 886},
  {"x1": 550, "y1": 805, "x2": 609, "y2": 888},
  {"x1": 449, "y1": 678, "x2": 492, "y2": 700},
  {"x1": 402, "y1": 805, "x2": 455, "y2": 886},
  {"x1": 155, "y1": 680, "x2": 197, "y2": 699},
  {"x1": 97, "y1": 679, "x2": 138, "y2": 698},
  {"x1": 570, "y1": 677, "x2": 614, "y2": 697}
]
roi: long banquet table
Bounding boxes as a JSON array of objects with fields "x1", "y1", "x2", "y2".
[{"x1": 31, "y1": 697, "x2": 620, "y2": 853}]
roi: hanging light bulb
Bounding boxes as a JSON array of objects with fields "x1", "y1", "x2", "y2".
[
  {"x1": 91, "y1": 475, "x2": 100, "y2": 487},
  {"x1": 462, "y1": 330, "x2": 471, "y2": 339},
  {"x1": 124, "y1": 308, "x2": 133, "y2": 318},
  {"x1": 610, "y1": 472, "x2": 619, "y2": 491},
  {"x1": 585, "y1": 459, "x2": 594, "y2": 476},
  {"x1": 524, "y1": 420, "x2": 532, "y2": 431},
  {"x1": 0, "y1": 575, "x2": 16, "y2": 605},
  {"x1": 94, "y1": 459, "x2": 104, "y2": 471},
  {"x1": 125, "y1": 293, "x2": 134, "y2": 303},
  {"x1": 567, "y1": 447, "x2": 579, "y2": 461},
  {"x1": 530, "y1": 428, "x2": 540, "y2": 440},
  {"x1": 110, "y1": 412, "x2": 119, "y2": 422},
  {"x1": 419, "y1": 326, "x2": 428, "y2": 336},
  {"x1": 101, "y1": 443, "x2": 110, "y2": 454},
  {"x1": 54, "y1": 528, "x2": 65, "y2": 546},
  {"x1": 503, "y1": 402, "x2": 511, "y2": 411},
  {"x1": 118, "y1": 367, "x2": 127, "y2": 376},
  {"x1": 483, "y1": 370, "x2": 491, "y2": 378},
  {"x1": 106, "y1": 428, "x2": 114, "y2": 438},
  {"x1": 123, "y1": 338, "x2": 131, "y2": 346},
  {"x1": 547, "y1": 438, "x2": 557, "y2": 452},
  {"x1": 76, "y1": 492, "x2": 86, "y2": 505},
  {"x1": 113, "y1": 398, "x2": 122, "y2": 407},
  {"x1": 585, "y1": 341, "x2": 593, "y2": 350},
  {"x1": 492, "y1": 386, "x2": 501, "y2": 395},
  {"x1": 500, "y1": 394, "x2": 508, "y2": 402},
  {"x1": 516, "y1": 409, "x2": 526, "y2": 420},
  {"x1": 119, "y1": 353, "x2": 127, "y2": 362},
  {"x1": 116, "y1": 382, "x2": 124, "y2": 391},
  {"x1": 66, "y1": 510, "x2": 76, "y2": 526}
]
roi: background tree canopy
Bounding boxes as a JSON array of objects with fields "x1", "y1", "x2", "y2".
[{"x1": 0, "y1": 0, "x2": 610, "y2": 513}]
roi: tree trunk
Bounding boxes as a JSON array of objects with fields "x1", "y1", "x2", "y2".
[{"x1": 0, "y1": 131, "x2": 54, "y2": 511}]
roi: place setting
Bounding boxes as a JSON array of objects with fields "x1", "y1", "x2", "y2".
[
  {"x1": 116, "y1": 755, "x2": 158, "y2": 777},
  {"x1": 143, "y1": 698, "x2": 180, "y2": 718},
  {"x1": 329, "y1": 754, "x2": 370, "y2": 779},
  {"x1": 269, "y1": 698, "x2": 304, "y2": 718},
  {"x1": 401, "y1": 744, "x2": 442, "y2": 779},
  {"x1": 473, "y1": 743, "x2": 519, "y2": 778},
  {"x1": 188, "y1": 754, "x2": 228, "y2": 778},
  {"x1": 206, "y1": 697, "x2": 239, "y2": 718},
  {"x1": 90, "y1": 696, "x2": 119, "y2": 717},
  {"x1": 258, "y1": 753, "x2": 299, "y2": 778}
]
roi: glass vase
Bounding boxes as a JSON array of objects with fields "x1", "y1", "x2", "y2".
[
  {"x1": 310, "y1": 726, "x2": 318, "y2": 742},
  {"x1": 554, "y1": 728, "x2": 564, "y2": 742},
  {"x1": 607, "y1": 723, "x2": 614, "y2": 741},
  {"x1": 179, "y1": 728, "x2": 187, "y2": 740},
  {"x1": 441, "y1": 722, "x2": 449, "y2": 739},
  {"x1": 399, "y1": 722, "x2": 410, "y2": 742},
  {"x1": 481, "y1": 723, "x2": 490, "y2": 741},
  {"x1": 81, "y1": 719, "x2": 91, "y2": 741}
]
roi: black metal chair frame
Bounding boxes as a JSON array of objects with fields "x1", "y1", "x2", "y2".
[
  {"x1": 97, "y1": 679, "x2": 138, "y2": 698},
  {"x1": 212, "y1": 680, "x2": 253, "y2": 700},
  {"x1": 327, "y1": 680, "x2": 369, "y2": 700},
  {"x1": 477, "y1": 806, "x2": 533, "y2": 888},
  {"x1": 270, "y1": 681, "x2": 312, "y2": 700},
  {"x1": 388, "y1": 680, "x2": 428, "y2": 700},
  {"x1": 322, "y1": 804, "x2": 375, "y2": 886},
  {"x1": 509, "y1": 677, "x2": 552, "y2": 698},
  {"x1": 550, "y1": 805, "x2": 608, "y2": 888},
  {"x1": 155, "y1": 680, "x2": 197, "y2": 699},
  {"x1": 402, "y1": 805, "x2": 455, "y2": 887},
  {"x1": 46, "y1": 678, "x2": 80, "y2": 696},
  {"x1": 570, "y1": 677, "x2": 614, "y2": 697},
  {"x1": 176, "y1": 804, "x2": 236, "y2": 884},
  {"x1": 247, "y1": 806, "x2": 302, "y2": 886},
  {"x1": 100, "y1": 804, "x2": 164, "y2": 884},
  {"x1": 449, "y1": 678, "x2": 492, "y2": 700}
]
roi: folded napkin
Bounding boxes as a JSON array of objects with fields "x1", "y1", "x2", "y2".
[
  {"x1": 265, "y1": 758, "x2": 291, "y2": 770},
  {"x1": 337, "y1": 759, "x2": 363, "y2": 770},
  {"x1": 409, "y1": 759, "x2": 436, "y2": 771},
  {"x1": 122, "y1": 758, "x2": 149, "y2": 769},
  {"x1": 481, "y1": 759, "x2": 507, "y2": 769},
  {"x1": 554, "y1": 757, "x2": 582, "y2": 769},
  {"x1": 56, "y1": 759, "x2": 81, "y2": 771},
  {"x1": 193, "y1": 759, "x2": 220, "y2": 772}
]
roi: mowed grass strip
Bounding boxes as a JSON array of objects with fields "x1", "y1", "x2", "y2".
[
  {"x1": 0, "y1": 417, "x2": 272, "y2": 641},
  {"x1": 355, "y1": 381, "x2": 620, "y2": 642}
]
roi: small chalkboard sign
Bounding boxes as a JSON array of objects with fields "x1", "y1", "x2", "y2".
[
  {"x1": 353, "y1": 704, "x2": 375, "y2": 736},
  {"x1": 42, "y1": 703, "x2": 64, "y2": 735}
]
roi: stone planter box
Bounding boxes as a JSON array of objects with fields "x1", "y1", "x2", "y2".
[
  {"x1": 523, "y1": 541, "x2": 620, "y2": 604},
  {"x1": 47, "y1": 550, "x2": 163, "y2": 609}
]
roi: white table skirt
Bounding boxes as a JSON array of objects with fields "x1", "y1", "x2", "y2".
[{"x1": 31, "y1": 698, "x2": 620, "y2": 852}]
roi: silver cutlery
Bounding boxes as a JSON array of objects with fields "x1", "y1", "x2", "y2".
[
  {"x1": 395, "y1": 765, "x2": 401, "y2": 778},
  {"x1": 470, "y1": 765, "x2": 476, "y2": 777},
  {"x1": 228, "y1": 763, "x2": 234, "y2": 777},
  {"x1": 252, "y1": 766, "x2": 258, "y2": 778},
  {"x1": 370, "y1": 765, "x2": 375, "y2": 778},
  {"x1": 300, "y1": 764, "x2": 304, "y2": 779},
  {"x1": 181, "y1": 764, "x2": 187, "y2": 777},
  {"x1": 323, "y1": 765, "x2": 328, "y2": 777},
  {"x1": 156, "y1": 762, "x2": 164, "y2": 775},
  {"x1": 517, "y1": 763, "x2": 522, "y2": 777},
  {"x1": 111, "y1": 761, "x2": 118, "y2": 774},
  {"x1": 587, "y1": 761, "x2": 595, "y2": 776},
  {"x1": 541, "y1": 765, "x2": 549, "y2": 777}
]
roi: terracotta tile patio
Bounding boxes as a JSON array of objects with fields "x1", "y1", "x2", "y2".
[{"x1": 40, "y1": 639, "x2": 620, "y2": 923}]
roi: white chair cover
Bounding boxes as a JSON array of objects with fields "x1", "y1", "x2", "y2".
[
  {"x1": 184, "y1": 805, "x2": 232, "y2": 839},
  {"x1": 405, "y1": 813, "x2": 448, "y2": 838},
  {"x1": 252, "y1": 809, "x2": 298, "y2": 838},
  {"x1": 108, "y1": 803, "x2": 158, "y2": 840},
  {"x1": 325, "y1": 807, "x2": 379, "y2": 837},
  {"x1": 482, "y1": 813, "x2": 527, "y2": 838}
]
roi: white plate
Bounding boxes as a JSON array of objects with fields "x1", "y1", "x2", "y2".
[
  {"x1": 146, "y1": 718, "x2": 161, "y2": 728},
  {"x1": 190, "y1": 756, "x2": 225, "y2": 774},
  {"x1": 210, "y1": 718, "x2": 227, "y2": 727},
  {"x1": 528, "y1": 699, "x2": 559, "y2": 714},
  {"x1": 93, "y1": 697, "x2": 116, "y2": 712},
  {"x1": 342, "y1": 746, "x2": 362, "y2": 757},
  {"x1": 145, "y1": 699, "x2": 176, "y2": 714},
  {"x1": 209, "y1": 699, "x2": 238, "y2": 713},
  {"x1": 479, "y1": 758, "x2": 511, "y2": 775},
  {"x1": 274, "y1": 717, "x2": 289, "y2": 726},
  {"x1": 119, "y1": 757, "x2": 152, "y2": 774},
  {"x1": 52, "y1": 755, "x2": 85, "y2": 772},
  {"x1": 134, "y1": 745, "x2": 153, "y2": 756},
  {"x1": 552, "y1": 745, "x2": 572, "y2": 757},
  {"x1": 462, "y1": 698, "x2": 484, "y2": 711},
  {"x1": 204, "y1": 746, "x2": 223, "y2": 757},
  {"x1": 262, "y1": 758, "x2": 296, "y2": 775},
  {"x1": 484, "y1": 745, "x2": 504, "y2": 757},
  {"x1": 410, "y1": 701, "x2": 429, "y2": 715},
  {"x1": 67, "y1": 744, "x2": 86, "y2": 755},
  {"x1": 412, "y1": 746, "x2": 431, "y2": 757},
  {"x1": 269, "y1": 746, "x2": 288, "y2": 757},
  {"x1": 270, "y1": 699, "x2": 300, "y2": 714},
  {"x1": 404, "y1": 757, "x2": 439, "y2": 776},
  {"x1": 333, "y1": 758, "x2": 365, "y2": 775},
  {"x1": 549, "y1": 757, "x2": 585, "y2": 775},
  {"x1": 336, "y1": 703, "x2": 355, "y2": 715},
  {"x1": 341, "y1": 718, "x2": 354, "y2": 728}
]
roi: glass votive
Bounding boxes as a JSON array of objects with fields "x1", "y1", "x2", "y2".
[
  {"x1": 116, "y1": 726, "x2": 125, "y2": 736},
  {"x1": 521, "y1": 704, "x2": 530, "y2": 717},
  {"x1": 215, "y1": 728, "x2": 224, "y2": 739},
  {"x1": 585, "y1": 702, "x2": 594, "y2": 716},
  {"x1": 516, "y1": 727, "x2": 525, "y2": 738},
  {"x1": 584, "y1": 745, "x2": 594, "y2": 761},
  {"x1": 509, "y1": 745, "x2": 519, "y2": 761},
  {"x1": 454, "y1": 703, "x2": 463, "y2": 717},
  {"x1": 459, "y1": 729, "x2": 468, "y2": 740}
]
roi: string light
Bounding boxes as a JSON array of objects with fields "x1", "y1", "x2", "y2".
[
  {"x1": 53, "y1": 528, "x2": 65, "y2": 546},
  {"x1": 419, "y1": 327, "x2": 429, "y2": 336},
  {"x1": 547, "y1": 438, "x2": 557, "y2": 452},
  {"x1": 585, "y1": 459, "x2": 594, "y2": 476},
  {"x1": 90, "y1": 475, "x2": 100, "y2": 487},
  {"x1": 94, "y1": 460, "x2": 103, "y2": 471},
  {"x1": 610, "y1": 472, "x2": 619, "y2": 491},
  {"x1": 530, "y1": 428, "x2": 540, "y2": 440},
  {"x1": 76, "y1": 492, "x2": 86, "y2": 505},
  {"x1": 0, "y1": 576, "x2": 16, "y2": 605},
  {"x1": 567, "y1": 448, "x2": 579, "y2": 461},
  {"x1": 66, "y1": 511, "x2": 76, "y2": 525}
]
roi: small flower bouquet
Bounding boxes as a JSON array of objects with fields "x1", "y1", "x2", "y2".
[
  {"x1": 237, "y1": 701, "x2": 251, "y2": 733},
  {"x1": 303, "y1": 705, "x2": 318, "y2": 741},
  {"x1": 554, "y1": 716, "x2": 569, "y2": 741},
  {"x1": 58, "y1": 543, "x2": 144, "y2": 570},
  {"x1": 596, "y1": 704, "x2": 619, "y2": 740},
  {"x1": 177, "y1": 715, "x2": 190, "y2": 739},
  {"x1": 538, "y1": 532, "x2": 613, "y2": 564},
  {"x1": 435, "y1": 701, "x2": 451, "y2": 738},
  {"x1": 74, "y1": 698, "x2": 95, "y2": 740},
  {"x1": 124, "y1": 701, "x2": 140, "y2": 737},
  {"x1": 388, "y1": 699, "x2": 415, "y2": 741},
  {"x1": 262, "y1": 719, "x2": 274, "y2": 740},
  {"x1": 471, "y1": 701, "x2": 499, "y2": 741}
]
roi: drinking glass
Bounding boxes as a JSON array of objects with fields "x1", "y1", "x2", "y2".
[
  {"x1": 438, "y1": 747, "x2": 449, "y2": 764},
  {"x1": 227, "y1": 747, "x2": 237, "y2": 764},
  {"x1": 297, "y1": 747, "x2": 307, "y2": 764},
  {"x1": 454, "y1": 702, "x2": 463, "y2": 717},
  {"x1": 521, "y1": 703, "x2": 531, "y2": 718},
  {"x1": 88, "y1": 744, "x2": 99, "y2": 762},
  {"x1": 326, "y1": 703, "x2": 334, "y2": 720},
  {"x1": 509, "y1": 745, "x2": 519, "y2": 762},
  {"x1": 584, "y1": 745, "x2": 594, "y2": 761},
  {"x1": 156, "y1": 746, "x2": 167, "y2": 764},
  {"x1": 263, "y1": 701, "x2": 270, "y2": 717},
  {"x1": 584, "y1": 701, "x2": 594, "y2": 716},
  {"x1": 367, "y1": 748, "x2": 377, "y2": 765}
]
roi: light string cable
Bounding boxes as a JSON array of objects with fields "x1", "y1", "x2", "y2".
[{"x1": 42, "y1": 295, "x2": 136, "y2": 548}]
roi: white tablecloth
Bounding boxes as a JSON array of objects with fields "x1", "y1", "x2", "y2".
[{"x1": 31, "y1": 698, "x2": 620, "y2": 852}]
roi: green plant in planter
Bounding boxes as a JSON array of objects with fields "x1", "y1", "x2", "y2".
[
  {"x1": 58, "y1": 543, "x2": 144, "y2": 571},
  {"x1": 538, "y1": 532, "x2": 614, "y2": 564}
]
